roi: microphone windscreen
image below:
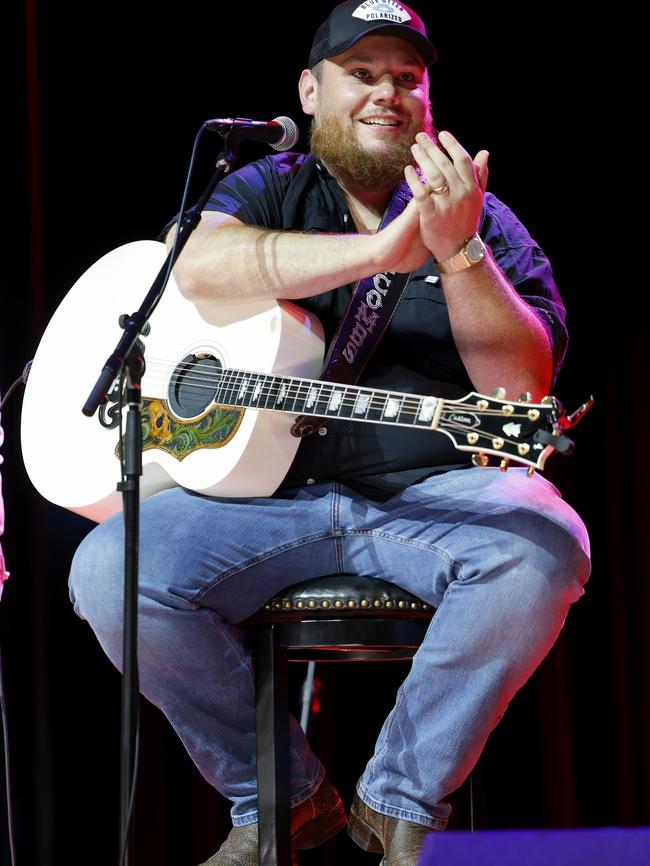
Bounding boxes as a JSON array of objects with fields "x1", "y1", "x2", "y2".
[{"x1": 271, "y1": 116, "x2": 299, "y2": 152}]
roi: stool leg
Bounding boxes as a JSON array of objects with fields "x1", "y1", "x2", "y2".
[{"x1": 255, "y1": 624, "x2": 291, "y2": 866}]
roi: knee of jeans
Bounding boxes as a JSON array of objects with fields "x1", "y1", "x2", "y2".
[
  {"x1": 516, "y1": 504, "x2": 591, "y2": 603},
  {"x1": 552, "y1": 519, "x2": 591, "y2": 597},
  {"x1": 68, "y1": 522, "x2": 124, "y2": 629}
]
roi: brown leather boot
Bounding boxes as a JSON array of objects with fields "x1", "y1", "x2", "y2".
[
  {"x1": 347, "y1": 792, "x2": 435, "y2": 866},
  {"x1": 198, "y1": 776, "x2": 347, "y2": 865}
]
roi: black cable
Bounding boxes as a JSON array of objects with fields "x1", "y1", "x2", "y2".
[
  {"x1": 0, "y1": 611, "x2": 17, "y2": 866},
  {"x1": 469, "y1": 771, "x2": 474, "y2": 832},
  {"x1": 0, "y1": 641, "x2": 17, "y2": 866},
  {"x1": 118, "y1": 713, "x2": 140, "y2": 866},
  {"x1": 0, "y1": 388, "x2": 16, "y2": 865},
  {"x1": 0, "y1": 363, "x2": 32, "y2": 413}
]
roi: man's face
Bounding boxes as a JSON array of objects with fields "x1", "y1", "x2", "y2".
[{"x1": 300, "y1": 34, "x2": 433, "y2": 189}]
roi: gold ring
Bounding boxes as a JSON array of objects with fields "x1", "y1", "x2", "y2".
[{"x1": 430, "y1": 184, "x2": 449, "y2": 195}]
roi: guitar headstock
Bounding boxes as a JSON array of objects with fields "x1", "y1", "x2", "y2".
[{"x1": 437, "y1": 390, "x2": 575, "y2": 473}]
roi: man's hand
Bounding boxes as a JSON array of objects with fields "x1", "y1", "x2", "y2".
[
  {"x1": 369, "y1": 196, "x2": 431, "y2": 274},
  {"x1": 404, "y1": 130, "x2": 489, "y2": 263}
]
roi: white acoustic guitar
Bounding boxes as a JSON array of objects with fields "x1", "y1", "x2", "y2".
[{"x1": 21, "y1": 241, "x2": 571, "y2": 524}]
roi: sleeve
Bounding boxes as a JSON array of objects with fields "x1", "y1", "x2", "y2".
[
  {"x1": 203, "y1": 156, "x2": 287, "y2": 227},
  {"x1": 480, "y1": 193, "x2": 568, "y2": 385},
  {"x1": 157, "y1": 153, "x2": 297, "y2": 240}
]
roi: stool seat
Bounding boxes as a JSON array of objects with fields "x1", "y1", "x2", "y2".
[
  {"x1": 247, "y1": 574, "x2": 433, "y2": 622},
  {"x1": 241, "y1": 574, "x2": 434, "y2": 865}
]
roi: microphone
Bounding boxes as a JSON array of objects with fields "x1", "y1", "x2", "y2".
[{"x1": 204, "y1": 115, "x2": 299, "y2": 152}]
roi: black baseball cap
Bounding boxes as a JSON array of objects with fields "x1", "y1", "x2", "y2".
[{"x1": 308, "y1": 1, "x2": 437, "y2": 68}]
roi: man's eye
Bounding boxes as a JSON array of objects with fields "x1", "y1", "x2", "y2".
[{"x1": 352, "y1": 69, "x2": 371, "y2": 80}]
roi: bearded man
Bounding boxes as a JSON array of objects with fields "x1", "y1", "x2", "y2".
[{"x1": 68, "y1": 2, "x2": 590, "y2": 864}]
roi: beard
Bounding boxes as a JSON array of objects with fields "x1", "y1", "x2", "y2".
[{"x1": 310, "y1": 106, "x2": 435, "y2": 190}]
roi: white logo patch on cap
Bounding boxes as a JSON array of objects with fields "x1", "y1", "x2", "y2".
[{"x1": 352, "y1": 1, "x2": 413, "y2": 24}]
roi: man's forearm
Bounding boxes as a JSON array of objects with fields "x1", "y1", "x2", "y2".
[
  {"x1": 442, "y1": 255, "x2": 554, "y2": 401},
  {"x1": 169, "y1": 200, "x2": 429, "y2": 303},
  {"x1": 171, "y1": 217, "x2": 379, "y2": 302}
]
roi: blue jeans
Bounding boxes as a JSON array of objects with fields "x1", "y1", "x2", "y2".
[{"x1": 68, "y1": 467, "x2": 590, "y2": 830}]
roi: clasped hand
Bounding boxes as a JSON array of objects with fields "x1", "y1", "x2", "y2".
[{"x1": 375, "y1": 130, "x2": 489, "y2": 274}]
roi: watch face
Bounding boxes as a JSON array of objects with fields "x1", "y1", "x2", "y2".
[{"x1": 466, "y1": 236, "x2": 485, "y2": 262}]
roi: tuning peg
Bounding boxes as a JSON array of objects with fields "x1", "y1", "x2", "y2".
[
  {"x1": 491, "y1": 387, "x2": 507, "y2": 399},
  {"x1": 542, "y1": 395, "x2": 563, "y2": 412},
  {"x1": 527, "y1": 466, "x2": 536, "y2": 477},
  {"x1": 472, "y1": 453, "x2": 490, "y2": 467},
  {"x1": 499, "y1": 458, "x2": 510, "y2": 472},
  {"x1": 518, "y1": 392, "x2": 532, "y2": 403}
]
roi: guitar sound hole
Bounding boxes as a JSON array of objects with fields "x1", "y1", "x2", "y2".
[{"x1": 169, "y1": 353, "x2": 222, "y2": 419}]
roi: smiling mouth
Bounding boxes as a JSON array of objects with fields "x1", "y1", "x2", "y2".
[{"x1": 359, "y1": 117, "x2": 404, "y2": 128}]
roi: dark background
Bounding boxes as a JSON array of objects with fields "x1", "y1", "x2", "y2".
[{"x1": 1, "y1": 3, "x2": 645, "y2": 865}]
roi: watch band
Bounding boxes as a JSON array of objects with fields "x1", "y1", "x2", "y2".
[{"x1": 435, "y1": 234, "x2": 487, "y2": 274}]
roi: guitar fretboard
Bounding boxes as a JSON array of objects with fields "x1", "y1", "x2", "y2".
[{"x1": 214, "y1": 368, "x2": 442, "y2": 429}]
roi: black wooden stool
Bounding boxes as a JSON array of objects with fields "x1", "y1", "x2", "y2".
[{"x1": 242, "y1": 574, "x2": 434, "y2": 866}]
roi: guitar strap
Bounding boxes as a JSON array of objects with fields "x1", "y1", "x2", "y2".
[{"x1": 291, "y1": 180, "x2": 415, "y2": 437}]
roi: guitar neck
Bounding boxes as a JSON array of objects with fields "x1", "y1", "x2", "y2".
[
  {"x1": 215, "y1": 368, "x2": 442, "y2": 429},
  {"x1": 209, "y1": 367, "x2": 561, "y2": 471}
]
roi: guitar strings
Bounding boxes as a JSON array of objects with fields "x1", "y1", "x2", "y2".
[
  {"x1": 138, "y1": 384, "x2": 539, "y2": 422},
  {"x1": 103, "y1": 358, "x2": 545, "y2": 458},
  {"x1": 141, "y1": 355, "x2": 546, "y2": 412},
  {"x1": 110, "y1": 360, "x2": 541, "y2": 448},
  {"x1": 137, "y1": 372, "x2": 538, "y2": 421},
  {"x1": 138, "y1": 357, "x2": 544, "y2": 419}
]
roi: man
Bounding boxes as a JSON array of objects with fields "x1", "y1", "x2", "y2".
[{"x1": 68, "y1": 2, "x2": 591, "y2": 864}]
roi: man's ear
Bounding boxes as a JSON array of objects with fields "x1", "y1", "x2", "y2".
[{"x1": 298, "y1": 68, "x2": 317, "y2": 117}]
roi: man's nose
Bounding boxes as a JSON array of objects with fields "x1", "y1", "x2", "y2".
[{"x1": 372, "y1": 75, "x2": 400, "y2": 103}]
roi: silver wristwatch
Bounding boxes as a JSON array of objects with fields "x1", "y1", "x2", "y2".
[{"x1": 435, "y1": 234, "x2": 487, "y2": 274}]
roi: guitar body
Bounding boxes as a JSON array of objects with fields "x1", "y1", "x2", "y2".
[{"x1": 21, "y1": 241, "x2": 325, "y2": 522}]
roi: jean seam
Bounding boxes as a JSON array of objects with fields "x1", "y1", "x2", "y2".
[
  {"x1": 332, "y1": 482, "x2": 344, "y2": 572},
  {"x1": 345, "y1": 529, "x2": 464, "y2": 574},
  {"x1": 207, "y1": 610, "x2": 256, "y2": 690},
  {"x1": 191, "y1": 532, "x2": 334, "y2": 602}
]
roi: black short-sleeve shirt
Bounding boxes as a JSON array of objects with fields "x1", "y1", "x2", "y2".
[{"x1": 201, "y1": 152, "x2": 567, "y2": 500}]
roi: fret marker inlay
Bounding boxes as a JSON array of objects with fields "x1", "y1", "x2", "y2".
[
  {"x1": 418, "y1": 397, "x2": 438, "y2": 422},
  {"x1": 306, "y1": 386, "x2": 318, "y2": 409},
  {"x1": 384, "y1": 398, "x2": 400, "y2": 418},
  {"x1": 354, "y1": 393, "x2": 370, "y2": 414},
  {"x1": 328, "y1": 390, "x2": 343, "y2": 412}
]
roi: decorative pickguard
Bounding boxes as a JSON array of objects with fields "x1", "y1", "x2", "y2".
[{"x1": 114, "y1": 398, "x2": 244, "y2": 462}]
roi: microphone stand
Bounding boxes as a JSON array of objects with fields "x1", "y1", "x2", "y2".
[{"x1": 82, "y1": 139, "x2": 240, "y2": 866}]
